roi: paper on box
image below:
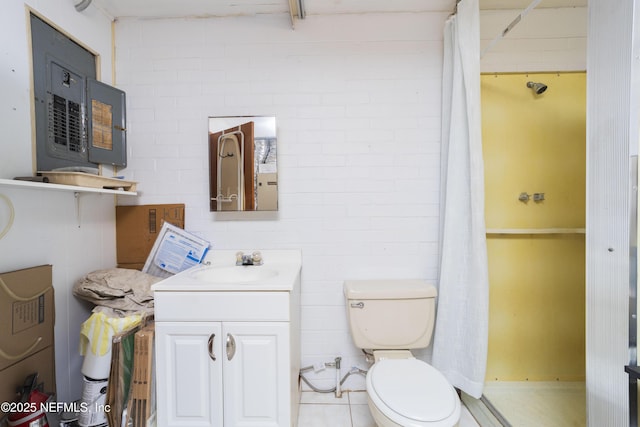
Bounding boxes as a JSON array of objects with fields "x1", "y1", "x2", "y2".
[{"x1": 142, "y1": 223, "x2": 209, "y2": 279}]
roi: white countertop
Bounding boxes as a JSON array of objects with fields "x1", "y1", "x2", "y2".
[{"x1": 152, "y1": 249, "x2": 302, "y2": 292}]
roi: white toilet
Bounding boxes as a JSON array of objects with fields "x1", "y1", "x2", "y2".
[{"x1": 344, "y1": 279, "x2": 461, "y2": 427}]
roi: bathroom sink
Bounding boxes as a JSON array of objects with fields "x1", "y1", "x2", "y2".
[
  {"x1": 153, "y1": 249, "x2": 301, "y2": 292},
  {"x1": 191, "y1": 265, "x2": 278, "y2": 284}
]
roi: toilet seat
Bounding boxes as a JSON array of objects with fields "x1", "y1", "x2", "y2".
[{"x1": 366, "y1": 358, "x2": 460, "y2": 426}]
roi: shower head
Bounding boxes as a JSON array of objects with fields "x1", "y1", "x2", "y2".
[{"x1": 527, "y1": 81, "x2": 548, "y2": 95}]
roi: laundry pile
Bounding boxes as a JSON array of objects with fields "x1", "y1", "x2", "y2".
[{"x1": 72, "y1": 268, "x2": 160, "y2": 314}]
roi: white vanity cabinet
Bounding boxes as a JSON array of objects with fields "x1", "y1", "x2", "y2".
[
  {"x1": 155, "y1": 322, "x2": 223, "y2": 427},
  {"x1": 153, "y1": 250, "x2": 301, "y2": 427}
]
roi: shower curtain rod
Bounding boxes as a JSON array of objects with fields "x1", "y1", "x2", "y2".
[{"x1": 480, "y1": 0, "x2": 542, "y2": 58}]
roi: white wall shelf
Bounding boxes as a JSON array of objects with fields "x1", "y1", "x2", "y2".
[
  {"x1": 0, "y1": 178, "x2": 137, "y2": 196},
  {"x1": 486, "y1": 228, "x2": 586, "y2": 235}
]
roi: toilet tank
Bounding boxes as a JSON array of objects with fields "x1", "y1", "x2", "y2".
[{"x1": 344, "y1": 280, "x2": 437, "y2": 350}]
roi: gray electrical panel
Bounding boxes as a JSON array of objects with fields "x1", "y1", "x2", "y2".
[
  {"x1": 31, "y1": 14, "x2": 127, "y2": 171},
  {"x1": 46, "y1": 59, "x2": 87, "y2": 163}
]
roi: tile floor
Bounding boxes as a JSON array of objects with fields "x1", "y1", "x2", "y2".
[
  {"x1": 481, "y1": 381, "x2": 586, "y2": 427},
  {"x1": 297, "y1": 391, "x2": 480, "y2": 427}
]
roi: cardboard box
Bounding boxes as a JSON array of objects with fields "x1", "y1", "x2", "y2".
[
  {"x1": 0, "y1": 346, "x2": 56, "y2": 416},
  {"x1": 0, "y1": 265, "x2": 54, "y2": 372},
  {"x1": 0, "y1": 265, "x2": 55, "y2": 413},
  {"x1": 116, "y1": 204, "x2": 185, "y2": 269},
  {"x1": 126, "y1": 323, "x2": 155, "y2": 427}
]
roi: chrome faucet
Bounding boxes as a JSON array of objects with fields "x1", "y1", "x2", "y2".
[{"x1": 236, "y1": 251, "x2": 263, "y2": 266}]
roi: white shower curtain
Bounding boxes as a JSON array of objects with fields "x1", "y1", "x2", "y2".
[{"x1": 431, "y1": 0, "x2": 489, "y2": 399}]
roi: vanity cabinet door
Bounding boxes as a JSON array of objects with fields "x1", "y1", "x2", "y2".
[
  {"x1": 222, "y1": 322, "x2": 290, "y2": 427},
  {"x1": 156, "y1": 322, "x2": 224, "y2": 427}
]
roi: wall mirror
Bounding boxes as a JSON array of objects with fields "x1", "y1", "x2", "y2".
[{"x1": 208, "y1": 116, "x2": 278, "y2": 211}]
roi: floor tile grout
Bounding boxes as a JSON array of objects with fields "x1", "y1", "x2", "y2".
[{"x1": 298, "y1": 390, "x2": 479, "y2": 427}]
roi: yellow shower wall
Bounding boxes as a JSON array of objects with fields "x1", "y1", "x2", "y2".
[
  {"x1": 482, "y1": 73, "x2": 586, "y2": 381},
  {"x1": 483, "y1": 73, "x2": 586, "y2": 229}
]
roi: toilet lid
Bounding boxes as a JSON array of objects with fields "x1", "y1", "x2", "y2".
[{"x1": 368, "y1": 359, "x2": 457, "y2": 423}]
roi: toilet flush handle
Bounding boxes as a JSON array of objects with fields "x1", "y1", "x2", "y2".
[{"x1": 350, "y1": 302, "x2": 364, "y2": 309}]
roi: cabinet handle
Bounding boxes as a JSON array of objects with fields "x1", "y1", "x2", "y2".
[
  {"x1": 208, "y1": 333, "x2": 216, "y2": 361},
  {"x1": 226, "y1": 334, "x2": 236, "y2": 361}
]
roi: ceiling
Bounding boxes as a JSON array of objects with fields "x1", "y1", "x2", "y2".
[
  {"x1": 90, "y1": 0, "x2": 587, "y2": 20},
  {"x1": 480, "y1": 0, "x2": 586, "y2": 9}
]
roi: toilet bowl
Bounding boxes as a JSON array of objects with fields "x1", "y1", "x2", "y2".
[{"x1": 366, "y1": 358, "x2": 460, "y2": 427}]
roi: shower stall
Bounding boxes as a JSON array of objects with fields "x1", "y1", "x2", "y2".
[{"x1": 463, "y1": 72, "x2": 587, "y2": 426}]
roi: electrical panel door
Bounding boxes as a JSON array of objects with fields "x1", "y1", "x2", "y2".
[{"x1": 87, "y1": 78, "x2": 127, "y2": 167}]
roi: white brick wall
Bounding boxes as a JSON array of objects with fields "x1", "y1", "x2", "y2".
[
  {"x1": 115, "y1": 11, "x2": 446, "y2": 389},
  {"x1": 114, "y1": 7, "x2": 586, "y2": 390}
]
